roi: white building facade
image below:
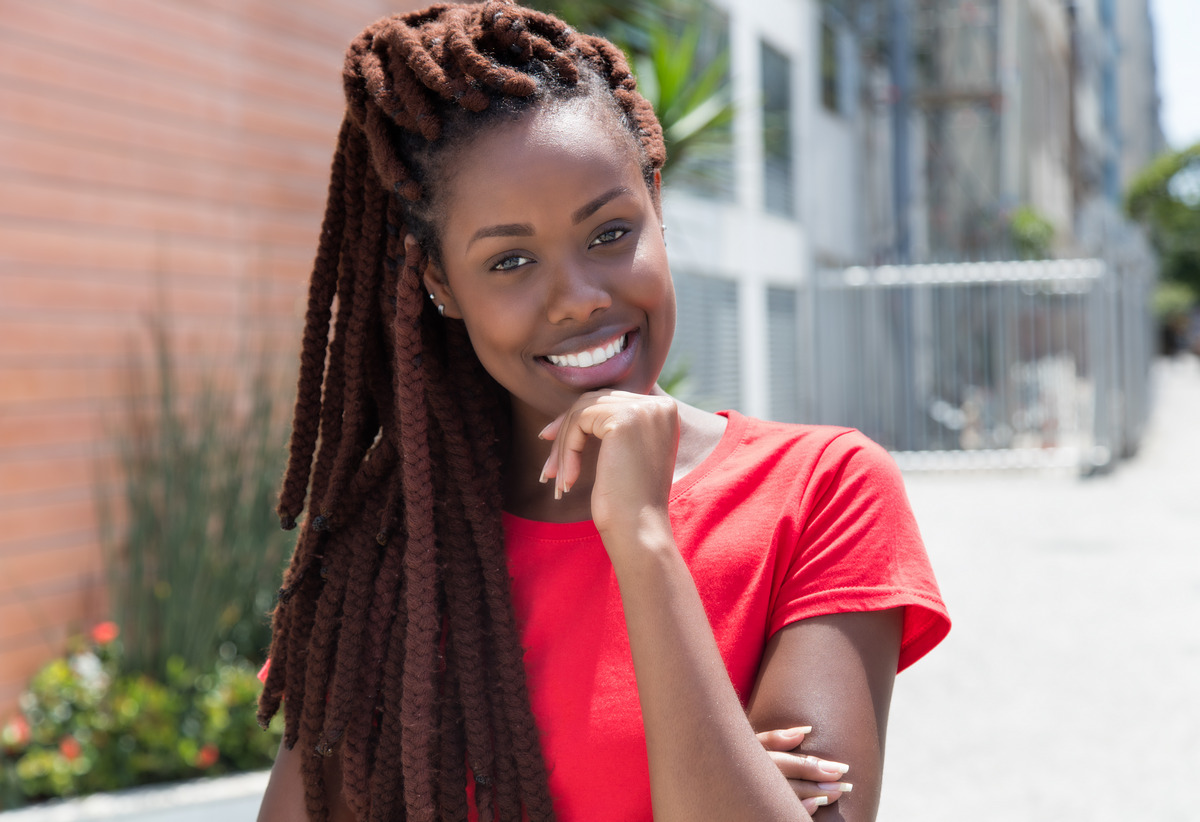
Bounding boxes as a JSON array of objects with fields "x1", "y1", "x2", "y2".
[{"x1": 663, "y1": 0, "x2": 867, "y2": 422}]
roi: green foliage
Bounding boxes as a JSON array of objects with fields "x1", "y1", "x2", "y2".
[
  {"x1": 1151, "y1": 280, "x2": 1198, "y2": 321},
  {"x1": 1008, "y1": 205, "x2": 1055, "y2": 260},
  {"x1": 530, "y1": 0, "x2": 734, "y2": 189},
  {"x1": 1126, "y1": 143, "x2": 1200, "y2": 293},
  {"x1": 97, "y1": 324, "x2": 294, "y2": 682},
  {"x1": 626, "y1": 10, "x2": 734, "y2": 184},
  {"x1": 0, "y1": 628, "x2": 281, "y2": 809}
]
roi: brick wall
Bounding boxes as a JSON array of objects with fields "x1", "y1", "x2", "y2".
[{"x1": 0, "y1": 0, "x2": 421, "y2": 715}]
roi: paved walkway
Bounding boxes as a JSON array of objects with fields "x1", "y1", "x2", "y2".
[
  {"x1": 5, "y1": 357, "x2": 1198, "y2": 821},
  {"x1": 882, "y1": 355, "x2": 1200, "y2": 821}
]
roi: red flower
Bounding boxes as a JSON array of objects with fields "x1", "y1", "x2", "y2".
[
  {"x1": 2, "y1": 715, "x2": 30, "y2": 751},
  {"x1": 195, "y1": 743, "x2": 219, "y2": 769},
  {"x1": 59, "y1": 735, "x2": 82, "y2": 761},
  {"x1": 90, "y1": 621, "x2": 120, "y2": 644}
]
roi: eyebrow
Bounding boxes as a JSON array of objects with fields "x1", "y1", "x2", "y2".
[
  {"x1": 570, "y1": 186, "x2": 632, "y2": 224},
  {"x1": 465, "y1": 186, "x2": 634, "y2": 250},
  {"x1": 467, "y1": 222, "x2": 534, "y2": 249}
]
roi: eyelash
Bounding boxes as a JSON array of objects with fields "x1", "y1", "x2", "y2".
[
  {"x1": 487, "y1": 225, "x2": 631, "y2": 271},
  {"x1": 589, "y1": 226, "x2": 629, "y2": 248},
  {"x1": 490, "y1": 254, "x2": 534, "y2": 272}
]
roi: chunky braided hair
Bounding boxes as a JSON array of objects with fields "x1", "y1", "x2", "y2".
[{"x1": 257, "y1": 4, "x2": 665, "y2": 820}]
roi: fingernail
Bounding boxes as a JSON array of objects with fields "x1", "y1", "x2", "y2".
[
  {"x1": 803, "y1": 795, "x2": 829, "y2": 810},
  {"x1": 554, "y1": 484, "x2": 562, "y2": 501},
  {"x1": 819, "y1": 760, "x2": 850, "y2": 776},
  {"x1": 817, "y1": 782, "x2": 853, "y2": 793},
  {"x1": 781, "y1": 725, "x2": 812, "y2": 739},
  {"x1": 538, "y1": 422, "x2": 554, "y2": 439},
  {"x1": 539, "y1": 468, "x2": 548, "y2": 484},
  {"x1": 562, "y1": 480, "x2": 571, "y2": 495}
]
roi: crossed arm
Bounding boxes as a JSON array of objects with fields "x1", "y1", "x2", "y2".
[
  {"x1": 259, "y1": 608, "x2": 903, "y2": 822},
  {"x1": 610, "y1": 521, "x2": 902, "y2": 822}
]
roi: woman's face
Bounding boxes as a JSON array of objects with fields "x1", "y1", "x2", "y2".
[{"x1": 425, "y1": 98, "x2": 675, "y2": 432}]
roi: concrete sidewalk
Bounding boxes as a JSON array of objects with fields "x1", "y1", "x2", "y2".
[
  {"x1": 883, "y1": 355, "x2": 1200, "y2": 821},
  {"x1": 5, "y1": 357, "x2": 1197, "y2": 821}
]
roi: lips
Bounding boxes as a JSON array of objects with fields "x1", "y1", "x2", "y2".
[
  {"x1": 537, "y1": 329, "x2": 639, "y2": 390},
  {"x1": 544, "y1": 333, "x2": 627, "y2": 368}
]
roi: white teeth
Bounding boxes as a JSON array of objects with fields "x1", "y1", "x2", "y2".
[{"x1": 547, "y1": 334, "x2": 627, "y2": 368}]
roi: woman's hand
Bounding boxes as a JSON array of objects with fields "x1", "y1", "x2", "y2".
[
  {"x1": 538, "y1": 389, "x2": 679, "y2": 541},
  {"x1": 756, "y1": 726, "x2": 853, "y2": 817}
]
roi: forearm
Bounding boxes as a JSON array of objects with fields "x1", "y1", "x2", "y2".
[{"x1": 607, "y1": 520, "x2": 810, "y2": 822}]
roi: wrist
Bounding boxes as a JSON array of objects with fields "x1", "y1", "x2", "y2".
[{"x1": 600, "y1": 509, "x2": 679, "y2": 578}]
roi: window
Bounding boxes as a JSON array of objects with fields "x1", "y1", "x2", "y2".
[
  {"x1": 820, "y1": 12, "x2": 856, "y2": 117},
  {"x1": 821, "y1": 20, "x2": 840, "y2": 113},
  {"x1": 669, "y1": 3, "x2": 735, "y2": 200},
  {"x1": 767, "y1": 286, "x2": 801, "y2": 422},
  {"x1": 761, "y1": 41, "x2": 795, "y2": 216},
  {"x1": 667, "y1": 270, "x2": 741, "y2": 411}
]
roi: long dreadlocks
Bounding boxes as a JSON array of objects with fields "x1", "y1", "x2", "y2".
[{"x1": 257, "y1": 4, "x2": 666, "y2": 820}]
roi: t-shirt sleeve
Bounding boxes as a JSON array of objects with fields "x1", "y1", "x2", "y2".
[{"x1": 768, "y1": 429, "x2": 950, "y2": 672}]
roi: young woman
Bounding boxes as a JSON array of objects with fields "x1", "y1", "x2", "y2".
[{"x1": 256, "y1": 4, "x2": 949, "y2": 821}]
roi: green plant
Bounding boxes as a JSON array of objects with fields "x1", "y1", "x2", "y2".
[
  {"x1": 625, "y1": 12, "x2": 735, "y2": 187},
  {"x1": 1127, "y1": 143, "x2": 1200, "y2": 294},
  {"x1": 1008, "y1": 205, "x2": 1055, "y2": 260},
  {"x1": 1151, "y1": 280, "x2": 1198, "y2": 321},
  {"x1": 0, "y1": 624, "x2": 282, "y2": 809},
  {"x1": 97, "y1": 323, "x2": 294, "y2": 682},
  {"x1": 531, "y1": 0, "x2": 735, "y2": 190}
]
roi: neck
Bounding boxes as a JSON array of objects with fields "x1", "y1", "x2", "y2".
[{"x1": 502, "y1": 400, "x2": 599, "y2": 523}]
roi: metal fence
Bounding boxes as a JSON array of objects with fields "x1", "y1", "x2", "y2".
[{"x1": 805, "y1": 258, "x2": 1155, "y2": 472}]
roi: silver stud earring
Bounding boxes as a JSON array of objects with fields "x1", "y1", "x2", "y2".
[{"x1": 437, "y1": 303, "x2": 445, "y2": 317}]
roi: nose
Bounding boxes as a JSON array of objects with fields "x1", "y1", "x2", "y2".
[{"x1": 545, "y1": 256, "x2": 612, "y2": 324}]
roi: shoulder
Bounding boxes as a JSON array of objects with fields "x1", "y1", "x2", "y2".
[
  {"x1": 671, "y1": 412, "x2": 909, "y2": 551},
  {"x1": 708, "y1": 412, "x2": 898, "y2": 493}
]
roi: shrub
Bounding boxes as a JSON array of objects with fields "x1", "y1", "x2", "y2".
[
  {"x1": 0, "y1": 625, "x2": 281, "y2": 809},
  {"x1": 97, "y1": 323, "x2": 295, "y2": 681}
]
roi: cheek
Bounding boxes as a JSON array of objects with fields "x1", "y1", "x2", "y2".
[{"x1": 632, "y1": 240, "x2": 676, "y2": 326}]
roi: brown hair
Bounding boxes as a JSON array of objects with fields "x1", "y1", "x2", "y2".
[{"x1": 257, "y1": 3, "x2": 665, "y2": 820}]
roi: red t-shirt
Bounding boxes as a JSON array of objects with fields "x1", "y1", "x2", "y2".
[
  {"x1": 483, "y1": 412, "x2": 949, "y2": 821},
  {"x1": 265, "y1": 412, "x2": 950, "y2": 820}
]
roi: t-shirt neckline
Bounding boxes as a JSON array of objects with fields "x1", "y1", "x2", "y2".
[{"x1": 502, "y1": 410, "x2": 747, "y2": 537}]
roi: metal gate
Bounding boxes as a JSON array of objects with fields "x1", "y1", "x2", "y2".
[{"x1": 806, "y1": 259, "x2": 1153, "y2": 472}]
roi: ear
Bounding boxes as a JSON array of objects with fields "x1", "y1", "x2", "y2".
[
  {"x1": 407, "y1": 233, "x2": 461, "y2": 319},
  {"x1": 651, "y1": 168, "x2": 663, "y2": 220}
]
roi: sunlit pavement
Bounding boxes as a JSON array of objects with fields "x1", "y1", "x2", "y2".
[
  {"x1": 4, "y1": 358, "x2": 1197, "y2": 822},
  {"x1": 0, "y1": 771, "x2": 267, "y2": 821},
  {"x1": 884, "y1": 355, "x2": 1200, "y2": 822}
]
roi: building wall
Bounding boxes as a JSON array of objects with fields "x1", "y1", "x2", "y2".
[
  {"x1": 0, "y1": 0, "x2": 416, "y2": 715},
  {"x1": 1116, "y1": 0, "x2": 1165, "y2": 185},
  {"x1": 665, "y1": 0, "x2": 867, "y2": 423}
]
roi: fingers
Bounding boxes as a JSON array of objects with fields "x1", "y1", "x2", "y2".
[
  {"x1": 755, "y1": 728, "x2": 852, "y2": 815},
  {"x1": 538, "y1": 404, "x2": 598, "y2": 499},
  {"x1": 537, "y1": 390, "x2": 676, "y2": 503},
  {"x1": 755, "y1": 725, "x2": 811, "y2": 751},
  {"x1": 802, "y1": 795, "x2": 831, "y2": 816},
  {"x1": 765, "y1": 750, "x2": 850, "y2": 783}
]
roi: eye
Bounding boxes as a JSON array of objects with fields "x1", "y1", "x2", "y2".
[
  {"x1": 490, "y1": 254, "x2": 534, "y2": 272},
  {"x1": 588, "y1": 226, "x2": 630, "y2": 248}
]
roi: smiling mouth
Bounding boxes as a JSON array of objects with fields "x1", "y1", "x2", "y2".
[{"x1": 544, "y1": 334, "x2": 628, "y2": 368}]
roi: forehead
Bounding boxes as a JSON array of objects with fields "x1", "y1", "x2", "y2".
[{"x1": 439, "y1": 97, "x2": 644, "y2": 212}]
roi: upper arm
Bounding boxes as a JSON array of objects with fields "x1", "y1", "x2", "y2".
[
  {"x1": 746, "y1": 608, "x2": 904, "y2": 822},
  {"x1": 259, "y1": 734, "x2": 356, "y2": 822},
  {"x1": 259, "y1": 738, "x2": 308, "y2": 822}
]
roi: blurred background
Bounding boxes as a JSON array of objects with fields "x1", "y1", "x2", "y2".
[{"x1": 0, "y1": 0, "x2": 1197, "y2": 818}]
